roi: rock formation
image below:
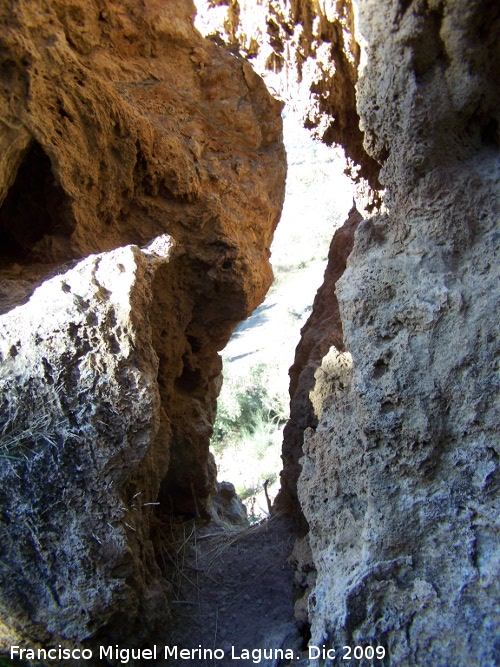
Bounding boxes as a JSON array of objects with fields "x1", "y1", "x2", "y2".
[
  {"x1": 294, "y1": 0, "x2": 500, "y2": 664},
  {"x1": 0, "y1": 0, "x2": 285, "y2": 654},
  {"x1": 1, "y1": 244, "x2": 172, "y2": 649},
  {"x1": 1, "y1": 0, "x2": 499, "y2": 663},
  {"x1": 194, "y1": 0, "x2": 382, "y2": 207},
  {"x1": 276, "y1": 204, "x2": 362, "y2": 519}
]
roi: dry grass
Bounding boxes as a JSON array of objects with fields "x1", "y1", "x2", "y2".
[
  {"x1": 162, "y1": 511, "x2": 288, "y2": 580},
  {"x1": 0, "y1": 383, "x2": 81, "y2": 460},
  {"x1": 0, "y1": 407, "x2": 80, "y2": 461},
  {"x1": 0, "y1": 410, "x2": 51, "y2": 459}
]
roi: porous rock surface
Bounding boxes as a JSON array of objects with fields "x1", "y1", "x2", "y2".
[
  {"x1": 1, "y1": 0, "x2": 499, "y2": 662},
  {"x1": 0, "y1": 0, "x2": 285, "y2": 654},
  {"x1": 296, "y1": 0, "x2": 500, "y2": 664}
]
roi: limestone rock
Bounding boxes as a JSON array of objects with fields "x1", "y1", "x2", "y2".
[
  {"x1": 211, "y1": 480, "x2": 249, "y2": 527},
  {"x1": 296, "y1": 0, "x2": 500, "y2": 664},
  {"x1": 194, "y1": 0, "x2": 382, "y2": 194},
  {"x1": 309, "y1": 347, "x2": 353, "y2": 420},
  {"x1": 0, "y1": 0, "x2": 286, "y2": 507},
  {"x1": 289, "y1": 535, "x2": 316, "y2": 630}
]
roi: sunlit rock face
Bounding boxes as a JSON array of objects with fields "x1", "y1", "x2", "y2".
[
  {"x1": 0, "y1": 0, "x2": 285, "y2": 651},
  {"x1": 194, "y1": 4, "x2": 499, "y2": 662},
  {"x1": 296, "y1": 0, "x2": 500, "y2": 664}
]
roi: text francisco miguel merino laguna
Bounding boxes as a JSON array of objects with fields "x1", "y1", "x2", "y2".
[{"x1": 11, "y1": 644, "x2": 315, "y2": 663}]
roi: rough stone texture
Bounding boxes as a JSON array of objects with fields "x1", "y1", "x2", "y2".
[
  {"x1": 0, "y1": 0, "x2": 284, "y2": 274},
  {"x1": 211, "y1": 480, "x2": 249, "y2": 526},
  {"x1": 0, "y1": 0, "x2": 285, "y2": 653},
  {"x1": 297, "y1": 0, "x2": 500, "y2": 664},
  {"x1": 1, "y1": 0, "x2": 499, "y2": 661}
]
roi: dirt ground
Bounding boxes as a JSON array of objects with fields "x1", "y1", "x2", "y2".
[{"x1": 166, "y1": 513, "x2": 308, "y2": 666}]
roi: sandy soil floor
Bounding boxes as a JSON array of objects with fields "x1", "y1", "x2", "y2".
[{"x1": 167, "y1": 514, "x2": 309, "y2": 667}]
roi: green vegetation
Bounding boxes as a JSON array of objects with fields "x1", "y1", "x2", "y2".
[
  {"x1": 211, "y1": 362, "x2": 288, "y2": 515},
  {"x1": 212, "y1": 363, "x2": 287, "y2": 454}
]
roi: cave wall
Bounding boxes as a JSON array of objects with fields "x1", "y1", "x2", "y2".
[
  {"x1": 0, "y1": 0, "x2": 285, "y2": 653},
  {"x1": 294, "y1": 0, "x2": 500, "y2": 664},
  {"x1": 201, "y1": 0, "x2": 500, "y2": 661},
  {"x1": 275, "y1": 204, "x2": 362, "y2": 520}
]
